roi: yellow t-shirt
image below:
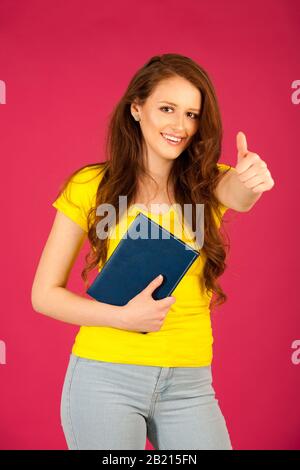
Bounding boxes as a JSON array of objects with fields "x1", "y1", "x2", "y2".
[{"x1": 52, "y1": 162, "x2": 231, "y2": 367}]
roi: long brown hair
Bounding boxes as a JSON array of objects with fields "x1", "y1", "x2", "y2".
[{"x1": 54, "y1": 53, "x2": 231, "y2": 309}]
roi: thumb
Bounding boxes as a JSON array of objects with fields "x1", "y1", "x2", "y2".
[
  {"x1": 236, "y1": 131, "x2": 248, "y2": 164},
  {"x1": 143, "y1": 274, "x2": 164, "y2": 295}
]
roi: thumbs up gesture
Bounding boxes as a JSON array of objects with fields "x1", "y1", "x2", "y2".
[{"x1": 236, "y1": 131, "x2": 275, "y2": 193}]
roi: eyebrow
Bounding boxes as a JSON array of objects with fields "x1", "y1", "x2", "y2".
[{"x1": 158, "y1": 100, "x2": 200, "y2": 112}]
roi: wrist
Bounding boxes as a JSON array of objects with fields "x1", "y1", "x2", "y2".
[{"x1": 110, "y1": 305, "x2": 128, "y2": 330}]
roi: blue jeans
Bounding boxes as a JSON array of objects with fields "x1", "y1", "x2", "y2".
[{"x1": 60, "y1": 353, "x2": 233, "y2": 450}]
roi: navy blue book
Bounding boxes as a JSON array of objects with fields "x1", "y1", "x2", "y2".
[{"x1": 86, "y1": 212, "x2": 200, "y2": 333}]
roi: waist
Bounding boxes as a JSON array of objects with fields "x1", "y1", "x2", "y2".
[{"x1": 71, "y1": 311, "x2": 214, "y2": 367}]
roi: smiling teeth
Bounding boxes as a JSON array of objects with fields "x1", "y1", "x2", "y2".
[{"x1": 162, "y1": 133, "x2": 182, "y2": 142}]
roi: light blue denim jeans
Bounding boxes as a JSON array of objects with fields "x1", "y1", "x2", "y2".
[{"x1": 60, "y1": 353, "x2": 233, "y2": 450}]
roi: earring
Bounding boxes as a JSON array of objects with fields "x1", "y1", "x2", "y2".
[{"x1": 133, "y1": 114, "x2": 140, "y2": 122}]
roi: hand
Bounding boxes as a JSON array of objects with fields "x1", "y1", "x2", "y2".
[
  {"x1": 117, "y1": 275, "x2": 176, "y2": 333},
  {"x1": 236, "y1": 131, "x2": 275, "y2": 194}
]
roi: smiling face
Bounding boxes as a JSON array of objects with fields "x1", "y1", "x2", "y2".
[{"x1": 131, "y1": 75, "x2": 201, "y2": 166}]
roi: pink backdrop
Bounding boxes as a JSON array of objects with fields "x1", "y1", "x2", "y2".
[{"x1": 1, "y1": 0, "x2": 299, "y2": 450}]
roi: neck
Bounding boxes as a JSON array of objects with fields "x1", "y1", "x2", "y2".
[{"x1": 139, "y1": 150, "x2": 174, "y2": 196}]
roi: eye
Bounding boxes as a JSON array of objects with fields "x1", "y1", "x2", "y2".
[
  {"x1": 187, "y1": 112, "x2": 199, "y2": 120},
  {"x1": 160, "y1": 106, "x2": 173, "y2": 113},
  {"x1": 159, "y1": 107, "x2": 199, "y2": 120}
]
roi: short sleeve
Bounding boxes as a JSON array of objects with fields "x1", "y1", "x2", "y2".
[
  {"x1": 52, "y1": 165, "x2": 105, "y2": 232},
  {"x1": 217, "y1": 162, "x2": 232, "y2": 174},
  {"x1": 215, "y1": 162, "x2": 233, "y2": 220}
]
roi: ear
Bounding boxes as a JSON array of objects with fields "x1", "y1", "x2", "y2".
[{"x1": 130, "y1": 99, "x2": 141, "y2": 115}]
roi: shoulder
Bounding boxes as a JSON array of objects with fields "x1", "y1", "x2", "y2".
[
  {"x1": 69, "y1": 162, "x2": 107, "y2": 185},
  {"x1": 53, "y1": 161, "x2": 107, "y2": 209},
  {"x1": 65, "y1": 162, "x2": 107, "y2": 199},
  {"x1": 52, "y1": 162, "x2": 108, "y2": 233}
]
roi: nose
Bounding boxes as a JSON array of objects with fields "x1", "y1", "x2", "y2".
[{"x1": 170, "y1": 112, "x2": 186, "y2": 133}]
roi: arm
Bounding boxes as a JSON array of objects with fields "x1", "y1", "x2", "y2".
[
  {"x1": 215, "y1": 132, "x2": 275, "y2": 212},
  {"x1": 31, "y1": 210, "x2": 123, "y2": 328},
  {"x1": 214, "y1": 167, "x2": 263, "y2": 212}
]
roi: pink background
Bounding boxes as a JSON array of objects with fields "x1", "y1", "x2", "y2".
[{"x1": 0, "y1": 0, "x2": 299, "y2": 450}]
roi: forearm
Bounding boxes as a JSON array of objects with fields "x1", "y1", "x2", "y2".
[
  {"x1": 32, "y1": 286, "x2": 123, "y2": 328},
  {"x1": 228, "y1": 169, "x2": 263, "y2": 210}
]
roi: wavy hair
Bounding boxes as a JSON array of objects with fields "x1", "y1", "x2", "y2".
[{"x1": 54, "y1": 53, "x2": 231, "y2": 309}]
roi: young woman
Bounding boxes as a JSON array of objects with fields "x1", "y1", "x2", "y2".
[{"x1": 31, "y1": 53, "x2": 274, "y2": 450}]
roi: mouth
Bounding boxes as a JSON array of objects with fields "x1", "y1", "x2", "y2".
[{"x1": 160, "y1": 132, "x2": 186, "y2": 146}]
